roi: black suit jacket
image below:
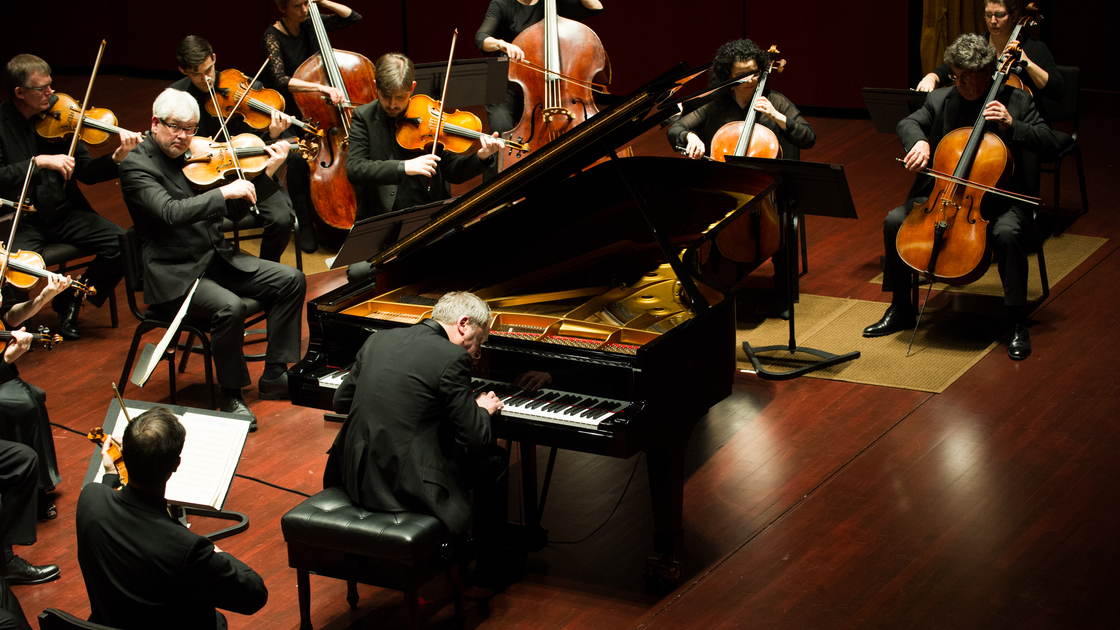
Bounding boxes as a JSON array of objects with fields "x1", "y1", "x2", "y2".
[
  {"x1": 0, "y1": 99, "x2": 119, "y2": 225},
  {"x1": 325, "y1": 319, "x2": 492, "y2": 536},
  {"x1": 119, "y1": 134, "x2": 278, "y2": 304},
  {"x1": 898, "y1": 84, "x2": 1059, "y2": 205},
  {"x1": 346, "y1": 99, "x2": 489, "y2": 222},
  {"x1": 75, "y1": 482, "x2": 267, "y2": 630}
]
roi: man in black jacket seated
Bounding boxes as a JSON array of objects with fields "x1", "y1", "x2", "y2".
[
  {"x1": 119, "y1": 88, "x2": 306, "y2": 425},
  {"x1": 325, "y1": 292, "x2": 512, "y2": 585},
  {"x1": 76, "y1": 407, "x2": 267, "y2": 629},
  {"x1": 864, "y1": 33, "x2": 1059, "y2": 360}
]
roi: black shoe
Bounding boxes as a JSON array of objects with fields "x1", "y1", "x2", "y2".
[
  {"x1": 2, "y1": 556, "x2": 60, "y2": 585},
  {"x1": 257, "y1": 372, "x2": 290, "y2": 400},
  {"x1": 221, "y1": 392, "x2": 258, "y2": 432},
  {"x1": 56, "y1": 301, "x2": 81, "y2": 341},
  {"x1": 1008, "y1": 323, "x2": 1032, "y2": 360},
  {"x1": 863, "y1": 305, "x2": 916, "y2": 338}
]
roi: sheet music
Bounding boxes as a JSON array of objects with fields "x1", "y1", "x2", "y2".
[
  {"x1": 132, "y1": 278, "x2": 200, "y2": 387},
  {"x1": 91, "y1": 406, "x2": 249, "y2": 511}
]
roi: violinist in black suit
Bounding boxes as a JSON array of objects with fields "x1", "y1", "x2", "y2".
[
  {"x1": 76, "y1": 407, "x2": 267, "y2": 630},
  {"x1": 0, "y1": 54, "x2": 142, "y2": 341},
  {"x1": 863, "y1": 34, "x2": 1059, "y2": 360},
  {"x1": 118, "y1": 88, "x2": 306, "y2": 425}
]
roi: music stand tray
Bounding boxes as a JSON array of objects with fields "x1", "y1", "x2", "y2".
[
  {"x1": 723, "y1": 156, "x2": 861, "y2": 380},
  {"x1": 332, "y1": 198, "x2": 458, "y2": 269}
]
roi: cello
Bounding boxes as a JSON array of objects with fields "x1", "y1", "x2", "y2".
[
  {"x1": 292, "y1": 1, "x2": 376, "y2": 230},
  {"x1": 707, "y1": 46, "x2": 785, "y2": 264},
  {"x1": 895, "y1": 44, "x2": 1039, "y2": 287},
  {"x1": 502, "y1": 0, "x2": 610, "y2": 170}
]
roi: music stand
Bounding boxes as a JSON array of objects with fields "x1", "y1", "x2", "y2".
[
  {"x1": 413, "y1": 57, "x2": 509, "y2": 107},
  {"x1": 863, "y1": 87, "x2": 929, "y2": 133},
  {"x1": 332, "y1": 198, "x2": 458, "y2": 269},
  {"x1": 724, "y1": 156, "x2": 861, "y2": 379},
  {"x1": 83, "y1": 398, "x2": 252, "y2": 541}
]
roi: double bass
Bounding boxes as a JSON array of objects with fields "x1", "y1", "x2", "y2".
[
  {"x1": 895, "y1": 45, "x2": 1039, "y2": 286},
  {"x1": 292, "y1": 1, "x2": 376, "y2": 230},
  {"x1": 502, "y1": 0, "x2": 610, "y2": 169},
  {"x1": 707, "y1": 46, "x2": 785, "y2": 264}
]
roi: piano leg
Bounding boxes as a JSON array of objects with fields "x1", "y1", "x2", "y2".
[
  {"x1": 517, "y1": 442, "x2": 549, "y2": 552},
  {"x1": 643, "y1": 446, "x2": 684, "y2": 587}
]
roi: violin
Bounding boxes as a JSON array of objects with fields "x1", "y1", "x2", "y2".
[
  {"x1": 292, "y1": 1, "x2": 377, "y2": 230},
  {"x1": 87, "y1": 428, "x2": 127, "y2": 485},
  {"x1": 181, "y1": 134, "x2": 309, "y2": 189},
  {"x1": 206, "y1": 68, "x2": 321, "y2": 136},
  {"x1": 1, "y1": 197, "x2": 35, "y2": 214},
  {"x1": 0, "y1": 242, "x2": 96, "y2": 297},
  {"x1": 895, "y1": 45, "x2": 1036, "y2": 285},
  {"x1": 707, "y1": 46, "x2": 785, "y2": 264},
  {"x1": 503, "y1": 0, "x2": 610, "y2": 169},
  {"x1": 35, "y1": 92, "x2": 137, "y2": 146},
  {"x1": 0, "y1": 327, "x2": 62, "y2": 350},
  {"x1": 396, "y1": 95, "x2": 530, "y2": 155}
]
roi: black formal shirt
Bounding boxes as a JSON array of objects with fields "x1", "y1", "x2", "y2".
[
  {"x1": 261, "y1": 10, "x2": 362, "y2": 117},
  {"x1": 931, "y1": 35, "x2": 1063, "y2": 119},
  {"x1": 666, "y1": 91, "x2": 815, "y2": 161},
  {"x1": 474, "y1": 0, "x2": 603, "y2": 52}
]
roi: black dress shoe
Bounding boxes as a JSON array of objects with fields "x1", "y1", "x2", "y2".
[
  {"x1": 56, "y1": 301, "x2": 81, "y2": 341},
  {"x1": 297, "y1": 227, "x2": 317, "y2": 254},
  {"x1": 258, "y1": 372, "x2": 290, "y2": 400},
  {"x1": 863, "y1": 305, "x2": 916, "y2": 338},
  {"x1": 1008, "y1": 323, "x2": 1032, "y2": 360},
  {"x1": 221, "y1": 393, "x2": 258, "y2": 432},
  {"x1": 2, "y1": 556, "x2": 60, "y2": 585}
]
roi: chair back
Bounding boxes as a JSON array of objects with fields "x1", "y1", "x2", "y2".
[
  {"x1": 1040, "y1": 66, "x2": 1080, "y2": 139},
  {"x1": 118, "y1": 228, "x2": 147, "y2": 322},
  {"x1": 38, "y1": 608, "x2": 121, "y2": 630}
]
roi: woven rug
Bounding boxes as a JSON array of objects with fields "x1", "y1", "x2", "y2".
[
  {"x1": 736, "y1": 295, "x2": 1005, "y2": 393},
  {"x1": 869, "y1": 233, "x2": 1107, "y2": 301}
]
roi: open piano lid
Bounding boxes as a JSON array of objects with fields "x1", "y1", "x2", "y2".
[{"x1": 353, "y1": 62, "x2": 779, "y2": 309}]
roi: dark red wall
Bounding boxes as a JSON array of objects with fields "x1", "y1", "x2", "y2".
[{"x1": 0, "y1": 0, "x2": 915, "y2": 110}]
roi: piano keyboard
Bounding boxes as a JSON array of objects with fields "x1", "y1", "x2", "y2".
[
  {"x1": 317, "y1": 368, "x2": 350, "y2": 389},
  {"x1": 472, "y1": 379, "x2": 629, "y2": 429}
]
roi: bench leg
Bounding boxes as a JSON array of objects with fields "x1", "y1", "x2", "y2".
[
  {"x1": 405, "y1": 587, "x2": 420, "y2": 630},
  {"x1": 297, "y1": 569, "x2": 313, "y2": 630},
  {"x1": 347, "y1": 580, "x2": 359, "y2": 608}
]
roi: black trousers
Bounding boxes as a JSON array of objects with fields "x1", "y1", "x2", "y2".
[
  {"x1": 12, "y1": 210, "x2": 123, "y2": 309},
  {"x1": 882, "y1": 199, "x2": 1031, "y2": 307},
  {"x1": 0, "y1": 382, "x2": 59, "y2": 492},
  {"x1": 251, "y1": 182, "x2": 294, "y2": 263},
  {"x1": 0, "y1": 441, "x2": 37, "y2": 550}
]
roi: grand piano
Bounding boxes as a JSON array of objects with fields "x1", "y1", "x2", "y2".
[{"x1": 288, "y1": 63, "x2": 778, "y2": 582}]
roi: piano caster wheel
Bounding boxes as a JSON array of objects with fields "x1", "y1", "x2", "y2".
[{"x1": 643, "y1": 556, "x2": 683, "y2": 590}]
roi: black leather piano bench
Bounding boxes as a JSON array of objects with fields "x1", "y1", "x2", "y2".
[{"x1": 280, "y1": 486, "x2": 464, "y2": 630}]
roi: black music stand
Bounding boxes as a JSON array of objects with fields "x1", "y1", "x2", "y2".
[
  {"x1": 332, "y1": 198, "x2": 458, "y2": 269},
  {"x1": 413, "y1": 58, "x2": 509, "y2": 107},
  {"x1": 863, "y1": 87, "x2": 929, "y2": 133},
  {"x1": 724, "y1": 156, "x2": 862, "y2": 380},
  {"x1": 83, "y1": 398, "x2": 251, "y2": 541}
]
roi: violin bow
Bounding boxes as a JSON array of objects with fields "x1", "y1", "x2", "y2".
[
  {"x1": 205, "y1": 75, "x2": 261, "y2": 216},
  {"x1": 66, "y1": 40, "x2": 107, "y2": 165},
  {"x1": 111, "y1": 382, "x2": 132, "y2": 424},
  {"x1": 0, "y1": 160, "x2": 36, "y2": 286},
  {"x1": 428, "y1": 29, "x2": 459, "y2": 191}
]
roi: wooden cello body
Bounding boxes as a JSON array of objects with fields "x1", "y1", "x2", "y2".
[
  {"x1": 502, "y1": 0, "x2": 610, "y2": 170},
  {"x1": 707, "y1": 48, "x2": 784, "y2": 264},
  {"x1": 292, "y1": 2, "x2": 376, "y2": 230}
]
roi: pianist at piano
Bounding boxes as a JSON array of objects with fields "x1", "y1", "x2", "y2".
[
  {"x1": 323, "y1": 292, "x2": 512, "y2": 581},
  {"x1": 344, "y1": 52, "x2": 502, "y2": 283},
  {"x1": 118, "y1": 88, "x2": 307, "y2": 426}
]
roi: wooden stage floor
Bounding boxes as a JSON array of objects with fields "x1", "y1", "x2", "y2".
[{"x1": 9, "y1": 75, "x2": 1120, "y2": 629}]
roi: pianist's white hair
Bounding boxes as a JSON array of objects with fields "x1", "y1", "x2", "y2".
[
  {"x1": 152, "y1": 88, "x2": 200, "y2": 123},
  {"x1": 432, "y1": 292, "x2": 491, "y2": 330}
]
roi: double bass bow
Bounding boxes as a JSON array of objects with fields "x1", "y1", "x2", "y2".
[
  {"x1": 707, "y1": 46, "x2": 785, "y2": 264},
  {"x1": 502, "y1": 0, "x2": 610, "y2": 169},
  {"x1": 292, "y1": 1, "x2": 376, "y2": 230}
]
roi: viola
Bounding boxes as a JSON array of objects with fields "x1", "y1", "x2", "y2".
[
  {"x1": 181, "y1": 134, "x2": 309, "y2": 189},
  {"x1": 396, "y1": 94, "x2": 530, "y2": 155},
  {"x1": 0, "y1": 243, "x2": 95, "y2": 297},
  {"x1": 707, "y1": 47, "x2": 785, "y2": 264},
  {"x1": 206, "y1": 68, "x2": 321, "y2": 136},
  {"x1": 292, "y1": 1, "x2": 377, "y2": 230},
  {"x1": 87, "y1": 428, "x2": 128, "y2": 485},
  {"x1": 0, "y1": 328, "x2": 62, "y2": 350},
  {"x1": 503, "y1": 0, "x2": 610, "y2": 170},
  {"x1": 35, "y1": 92, "x2": 137, "y2": 146},
  {"x1": 895, "y1": 46, "x2": 1035, "y2": 285}
]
